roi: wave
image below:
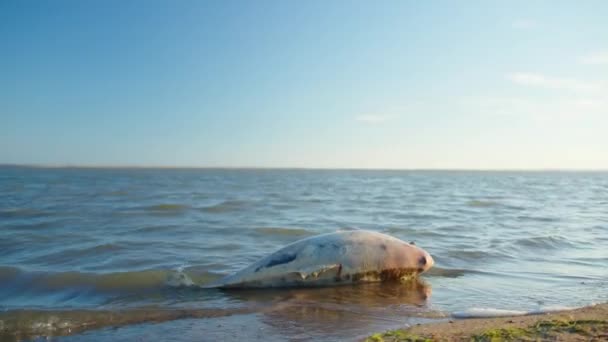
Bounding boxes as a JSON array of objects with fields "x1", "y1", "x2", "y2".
[
  {"x1": 3, "y1": 220, "x2": 59, "y2": 231},
  {"x1": 424, "y1": 267, "x2": 470, "y2": 278},
  {"x1": 516, "y1": 215, "x2": 559, "y2": 222},
  {"x1": 112, "y1": 203, "x2": 192, "y2": 217},
  {"x1": 382, "y1": 226, "x2": 447, "y2": 238},
  {"x1": 466, "y1": 200, "x2": 500, "y2": 208},
  {"x1": 105, "y1": 190, "x2": 130, "y2": 196},
  {"x1": 131, "y1": 224, "x2": 180, "y2": 234},
  {"x1": 466, "y1": 200, "x2": 526, "y2": 211},
  {"x1": 0, "y1": 266, "x2": 219, "y2": 295},
  {"x1": 143, "y1": 203, "x2": 190, "y2": 214},
  {"x1": 0, "y1": 207, "x2": 49, "y2": 219},
  {"x1": 23, "y1": 243, "x2": 129, "y2": 266},
  {"x1": 0, "y1": 306, "x2": 254, "y2": 341},
  {"x1": 444, "y1": 249, "x2": 497, "y2": 260},
  {"x1": 198, "y1": 200, "x2": 250, "y2": 213},
  {"x1": 511, "y1": 235, "x2": 576, "y2": 250},
  {"x1": 252, "y1": 227, "x2": 313, "y2": 237},
  {"x1": 0, "y1": 279, "x2": 439, "y2": 340},
  {"x1": 452, "y1": 305, "x2": 582, "y2": 318}
]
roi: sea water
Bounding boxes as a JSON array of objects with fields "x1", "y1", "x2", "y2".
[{"x1": 1, "y1": 167, "x2": 606, "y2": 340}]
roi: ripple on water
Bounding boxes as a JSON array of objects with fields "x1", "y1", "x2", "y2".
[
  {"x1": 143, "y1": 204, "x2": 190, "y2": 215},
  {"x1": 0, "y1": 266, "x2": 220, "y2": 296},
  {"x1": 0, "y1": 207, "x2": 50, "y2": 219},
  {"x1": 198, "y1": 200, "x2": 250, "y2": 214},
  {"x1": 203, "y1": 243, "x2": 244, "y2": 252},
  {"x1": 443, "y1": 249, "x2": 508, "y2": 262},
  {"x1": 511, "y1": 235, "x2": 578, "y2": 250},
  {"x1": 516, "y1": 214, "x2": 560, "y2": 223},
  {"x1": 251, "y1": 227, "x2": 313, "y2": 237},
  {"x1": 465, "y1": 200, "x2": 527, "y2": 211},
  {"x1": 131, "y1": 224, "x2": 183, "y2": 235},
  {"x1": 3, "y1": 219, "x2": 61, "y2": 231},
  {"x1": 24, "y1": 243, "x2": 129, "y2": 266},
  {"x1": 104, "y1": 190, "x2": 130, "y2": 196},
  {"x1": 466, "y1": 200, "x2": 500, "y2": 208},
  {"x1": 0, "y1": 307, "x2": 260, "y2": 341},
  {"x1": 382, "y1": 226, "x2": 448, "y2": 239},
  {"x1": 424, "y1": 267, "x2": 470, "y2": 278}
]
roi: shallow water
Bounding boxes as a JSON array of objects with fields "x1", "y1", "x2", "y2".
[{"x1": 0, "y1": 167, "x2": 606, "y2": 340}]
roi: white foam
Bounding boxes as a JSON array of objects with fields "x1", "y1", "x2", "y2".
[
  {"x1": 452, "y1": 305, "x2": 581, "y2": 319},
  {"x1": 165, "y1": 268, "x2": 195, "y2": 287},
  {"x1": 452, "y1": 308, "x2": 527, "y2": 318}
]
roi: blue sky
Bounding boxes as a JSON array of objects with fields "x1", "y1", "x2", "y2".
[{"x1": 1, "y1": 0, "x2": 607, "y2": 169}]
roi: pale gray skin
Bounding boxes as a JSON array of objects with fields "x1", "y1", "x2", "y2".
[{"x1": 206, "y1": 230, "x2": 434, "y2": 288}]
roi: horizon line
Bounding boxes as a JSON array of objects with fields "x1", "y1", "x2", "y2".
[{"x1": 1, "y1": 163, "x2": 607, "y2": 172}]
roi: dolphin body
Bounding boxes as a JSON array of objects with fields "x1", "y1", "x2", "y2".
[{"x1": 206, "y1": 230, "x2": 434, "y2": 288}]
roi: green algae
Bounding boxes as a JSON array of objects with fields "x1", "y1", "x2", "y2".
[
  {"x1": 471, "y1": 319, "x2": 608, "y2": 341},
  {"x1": 365, "y1": 330, "x2": 432, "y2": 342},
  {"x1": 470, "y1": 327, "x2": 530, "y2": 341},
  {"x1": 366, "y1": 319, "x2": 608, "y2": 342}
]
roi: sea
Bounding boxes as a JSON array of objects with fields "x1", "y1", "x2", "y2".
[{"x1": 0, "y1": 167, "x2": 606, "y2": 341}]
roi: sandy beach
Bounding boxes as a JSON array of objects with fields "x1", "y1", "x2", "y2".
[{"x1": 366, "y1": 303, "x2": 608, "y2": 341}]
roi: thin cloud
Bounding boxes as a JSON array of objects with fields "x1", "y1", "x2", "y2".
[
  {"x1": 506, "y1": 72, "x2": 603, "y2": 93},
  {"x1": 580, "y1": 51, "x2": 608, "y2": 65},
  {"x1": 511, "y1": 20, "x2": 537, "y2": 29},
  {"x1": 461, "y1": 95, "x2": 607, "y2": 120},
  {"x1": 355, "y1": 114, "x2": 397, "y2": 124}
]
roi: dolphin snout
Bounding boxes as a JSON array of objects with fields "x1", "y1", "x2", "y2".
[{"x1": 418, "y1": 250, "x2": 434, "y2": 273}]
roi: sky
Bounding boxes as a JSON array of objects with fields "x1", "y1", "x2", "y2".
[{"x1": 1, "y1": 0, "x2": 607, "y2": 169}]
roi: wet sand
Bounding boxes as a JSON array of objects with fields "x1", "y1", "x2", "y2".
[{"x1": 366, "y1": 303, "x2": 608, "y2": 341}]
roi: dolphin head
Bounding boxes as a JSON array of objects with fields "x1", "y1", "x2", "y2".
[
  {"x1": 415, "y1": 247, "x2": 434, "y2": 274},
  {"x1": 364, "y1": 234, "x2": 435, "y2": 281},
  {"x1": 372, "y1": 241, "x2": 435, "y2": 282}
]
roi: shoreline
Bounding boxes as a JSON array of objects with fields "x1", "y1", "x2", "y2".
[
  {"x1": 365, "y1": 303, "x2": 608, "y2": 341},
  {"x1": 0, "y1": 304, "x2": 606, "y2": 342}
]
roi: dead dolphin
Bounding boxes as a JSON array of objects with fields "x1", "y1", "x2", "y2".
[{"x1": 205, "y1": 230, "x2": 434, "y2": 288}]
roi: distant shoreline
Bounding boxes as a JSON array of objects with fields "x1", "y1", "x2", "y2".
[{"x1": 1, "y1": 164, "x2": 607, "y2": 172}]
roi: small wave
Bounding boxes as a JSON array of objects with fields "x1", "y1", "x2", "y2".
[
  {"x1": 512, "y1": 235, "x2": 575, "y2": 250},
  {"x1": 465, "y1": 200, "x2": 526, "y2": 211},
  {"x1": 0, "y1": 207, "x2": 49, "y2": 219},
  {"x1": 0, "y1": 267, "x2": 220, "y2": 294},
  {"x1": 466, "y1": 200, "x2": 499, "y2": 208},
  {"x1": 144, "y1": 204, "x2": 190, "y2": 213},
  {"x1": 393, "y1": 212, "x2": 446, "y2": 221},
  {"x1": 445, "y1": 250, "x2": 495, "y2": 260},
  {"x1": 105, "y1": 190, "x2": 130, "y2": 196},
  {"x1": 4, "y1": 220, "x2": 58, "y2": 231},
  {"x1": 0, "y1": 306, "x2": 254, "y2": 341},
  {"x1": 252, "y1": 227, "x2": 313, "y2": 237},
  {"x1": 204, "y1": 243, "x2": 244, "y2": 252},
  {"x1": 452, "y1": 305, "x2": 581, "y2": 318},
  {"x1": 165, "y1": 268, "x2": 195, "y2": 287},
  {"x1": 382, "y1": 226, "x2": 447, "y2": 238},
  {"x1": 452, "y1": 308, "x2": 528, "y2": 318},
  {"x1": 424, "y1": 267, "x2": 469, "y2": 278},
  {"x1": 132, "y1": 224, "x2": 177, "y2": 234},
  {"x1": 25, "y1": 243, "x2": 128, "y2": 266},
  {"x1": 516, "y1": 215, "x2": 559, "y2": 222},
  {"x1": 269, "y1": 202, "x2": 299, "y2": 210},
  {"x1": 199, "y1": 200, "x2": 249, "y2": 213}
]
